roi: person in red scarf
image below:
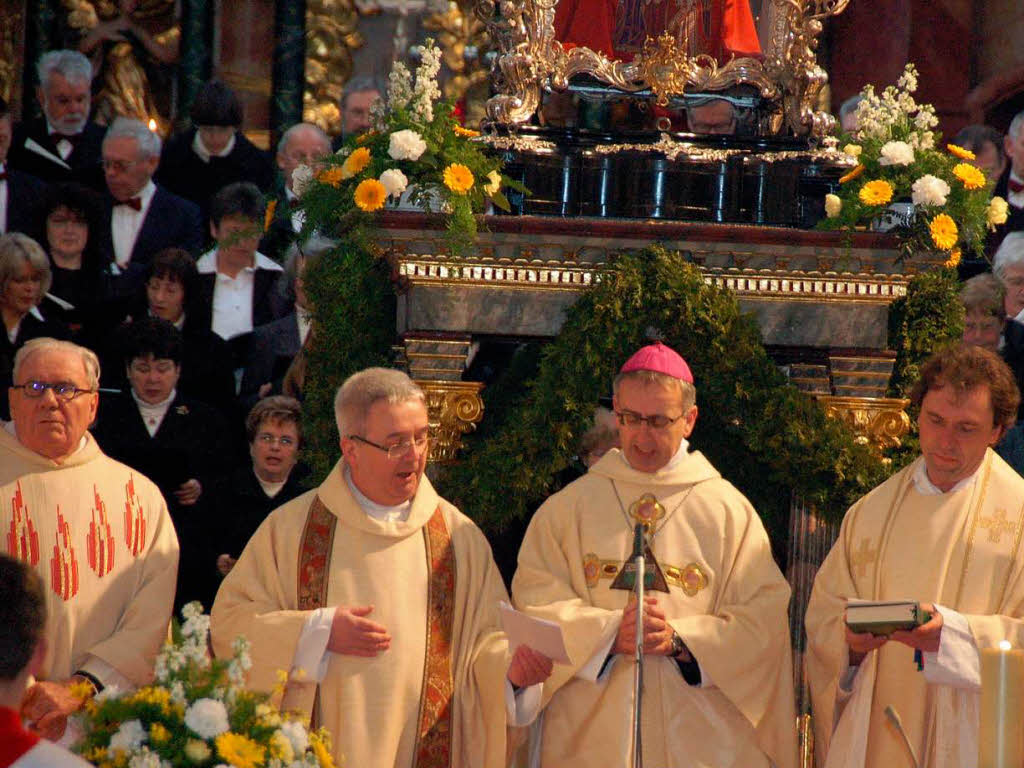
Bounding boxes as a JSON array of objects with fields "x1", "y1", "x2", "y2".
[{"x1": 0, "y1": 555, "x2": 90, "y2": 768}]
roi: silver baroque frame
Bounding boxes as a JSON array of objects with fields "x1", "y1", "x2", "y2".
[{"x1": 476, "y1": 0, "x2": 850, "y2": 136}]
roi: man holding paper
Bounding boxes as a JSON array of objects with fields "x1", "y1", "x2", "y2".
[
  {"x1": 211, "y1": 367, "x2": 552, "y2": 768},
  {"x1": 805, "y1": 345, "x2": 1024, "y2": 768},
  {"x1": 512, "y1": 342, "x2": 797, "y2": 768}
]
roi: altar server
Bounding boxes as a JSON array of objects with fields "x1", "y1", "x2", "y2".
[
  {"x1": 805, "y1": 345, "x2": 1024, "y2": 768},
  {"x1": 512, "y1": 341, "x2": 797, "y2": 768}
]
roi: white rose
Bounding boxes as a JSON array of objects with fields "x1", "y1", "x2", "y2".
[
  {"x1": 910, "y1": 174, "x2": 950, "y2": 207},
  {"x1": 483, "y1": 170, "x2": 502, "y2": 196},
  {"x1": 824, "y1": 193, "x2": 842, "y2": 218},
  {"x1": 184, "y1": 698, "x2": 230, "y2": 739},
  {"x1": 291, "y1": 164, "x2": 314, "y2": 197},
  {"x1": 388, "y1": 129, "x2": 427, "y2": 162},
  {"x1": 878, "y1": 140, "x2": 915, "y2": 166},
  {"x1": 989, "y1": 196, "x2": 1009, "y2": 229},
  {"x1": 379, "y1": 168, "x2": 409, "y2": 198},
  {"x1": 109, "y1": 719, "x2": 147, "y2": 753}
]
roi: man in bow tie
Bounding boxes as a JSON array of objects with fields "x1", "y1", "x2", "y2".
[
  {"x1": 0, "y1": 98, "x2": 48, "y2": 239},
  {"x1": 100, "y1": 117, "x2": 202, "y2": 302},
  {"x1": 8, "y1": 50, "x2": 106, "y2": 192},
  {"x1": 989, "y1": 110, "x2": 1024, "y2": 256},
  {"x1": 511, "y1": 341, "x2": 796, "y2": 768}
]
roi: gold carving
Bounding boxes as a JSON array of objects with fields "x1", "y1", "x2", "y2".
[
  {"x1": 423, "y1": 0, "x2": 492, "y2": 125},
  {"x1": 0, "y1": 9, "x2": 20, "y2": 103},
  {"x1": 478, "y1": 0, "x2": 849, "y2": 136},
  {"x1": 303, "y1": 0, "x2": 364, "y2": 135},
  {"x1": 417, "y1": 380, "x2": 485, "y2": 463},
  {"x1": 816, "y1": 395, "x2": 911, "y2": 452}
]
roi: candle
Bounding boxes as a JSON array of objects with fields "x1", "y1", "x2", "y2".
[{"x1": 980, "y1": 640, "x2": 1024, "y2": 768}]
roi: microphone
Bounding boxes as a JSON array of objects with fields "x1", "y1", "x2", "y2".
[
  {"x1": 631, "y1": 523, "x2": 645, "y2": 561},
  {"x1": 884, "y1": 705, "x2": 920, "y2": 768}
]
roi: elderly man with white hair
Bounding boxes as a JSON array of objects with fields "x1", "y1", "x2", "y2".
[
  {"x1": 0, "y1": 337, "x2": 178, "y2": 742},
  {"x1": 996, "y1": 232, "x2": 1024, "y2": 420},
  {"x1": 212, "y1": 366, "x2": 552, "y2": 768}
]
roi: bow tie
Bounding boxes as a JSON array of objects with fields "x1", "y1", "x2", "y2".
[
  {"x1": 50, "y1": 132, "x2": 80, "y2": 146},
  {"x1": 115, "y1": 197, "x2": 142, "y2": 211},
  {"x1": 1010, "y1": 179, "x2": 1024, "y2": 195}
]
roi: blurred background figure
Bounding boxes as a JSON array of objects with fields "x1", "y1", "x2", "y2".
[
  {"x1": 0, "y1": 97, "x2": 48, "y2": 238},
  {"x1": 960, "y1": 272, "x2": 1004, "y2": 354},
  {"x1": 331, "y1": 75, "x2": 383, "y2": 150},
  {"x1": 838, "y1": 94, "x2": 861, "y2": 135},
  {"x1": 951, "y1": 124, "x2": 1007, "y2": 181},
  {"x1": 579, "y1": 405, "x2": 621, "y2": 467}
]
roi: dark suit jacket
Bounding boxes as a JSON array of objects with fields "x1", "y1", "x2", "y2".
[
  {"x1": 3, "y1": 168, "x2": 48, "y2": 239},
  {"x1": 987, "y1": 166, "x2": 1024, "y2": 259},
  {"x1": 239, "y1": 312, "x2": 301, "y2": 408},
  {"x1": 1003, "y1": 319, "x2": 1024, "y2": 422},
  {"x1": 0, "y1": 311, "x2": 70, "y2": 419},
  {"x1": 8, "y1": 118, "x2": 106, "y2": 190},
  {"x1": 258, "y1": 189, "x2": 300, "y2": 263}
]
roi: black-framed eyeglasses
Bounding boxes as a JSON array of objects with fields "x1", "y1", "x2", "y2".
[
  {"x1": 614, "y1": 410, "x2": 684, "y2": 430},
  {"x1": 12, "y1": 380, "x2": 96, "y2": 401},
  {"x1": 348, "y1": 433, "x2": 429, "y2": 460}
]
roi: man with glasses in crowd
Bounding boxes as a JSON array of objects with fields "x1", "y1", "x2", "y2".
[
  {"x1": 212, "y1": 366, "x2": 553, "y2": 768},
  {"x1": 512, "y1": 341, "x2": 797, "y2": 768},
  {"x1": 0, "y1": 338, "x2": 178, "y2": 743}
]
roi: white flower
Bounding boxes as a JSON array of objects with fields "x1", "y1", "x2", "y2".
[
  {"x1": 279, "y1": 720, "x2": 310, "y2": 754},
  {"x1": 411, "y1": 42, "x2": 443, "y2": 123},
  {"x1": 271, "y1": 731, "x2": 296, "y2": 763},
  {"x1": 824, "y1": 193, "x2": 842, "y2": 218},
  {"x1": 388, "y1": 130, "x2": 427, "y2": 161},
  {"x1": 291, "y1": 164, "x2": 315, "y2": 197},
  {"x1": 387, "y1": 61, "x2": 413, "y2": 110},
  {"x1": 878, "y1": 140, "x2": 915, "y2": 166},
  {"x1": 110, "y1": 719, "x2": 148, "y2": 753},
  {"x1": 379, "y1": 168, "x2": 409, "y2": 198},
  {"x1": 169, "y1": 681, "x2": 187, "y2": 707},
  {"x1": 128, "y1": 747, "x2": 167, "y2": 768},
  {"x1": 483, "y1": 170, "x2": 502, "y2": 196},
  {"x1": 181, "y1": 612, "x2": 210, "y2": 641},
  {"x1": 184, "y1": 698, "x2": 230, "y2": 739},
  {"x1": 910, "y1": 174, "x2": 950, "y2": 206},
  {"x1": 181, "y1": 601, "x2": 203, "y2": 621},
  {"x1": 989, "y1": 196, "x2": 1009, "y2": 229}
]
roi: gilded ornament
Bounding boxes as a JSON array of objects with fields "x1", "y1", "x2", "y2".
[
  {"x1": 679, "y1": 562, "x2": 709, "y2": 596},
  {"x1": 583, "y1": 553, "x2": 600, "y2": 587},
  {"x1": 628, "y1": 493, "x2": 666, "y2": 528}
]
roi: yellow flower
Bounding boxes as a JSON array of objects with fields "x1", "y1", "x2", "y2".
[
  {"x1": 309, "y1": 731, "x2": 336, "y2": 768},
  {"x1": 839, "y1": 164, "x2": 865, "y2": 184},
  {"x1": 858, "y1": 179, "x2": 894, "y2": 206},
  {"x1": 318, "y1": 166, "x2": 345, "y2": 188},
  {"x1": 69, "y1": 679, "x2": 95, "y2": 702},
  {"x1": 270, "y1": 731, "x2": 295, "y2": 763},
  {"x1": 356, "y1": 130, "x2": 377, "y2": 145},
  {"x1": 930, "y1": 213, "x2": 959, "y2": 250},
  {"x1": 342, "y1": 146, "x2": 372, "y2": 179},
  {"x1": 354, "y1": 178, "x2": 387, "y2": 212},
  {"x1": 443, "y1": 163, "x2": 475, "y2": 194},
  {"x1": 453, "y1": 124, "x2": 481, "y2": 138},
  {"x1": 843, "y1": 143, "x2": 862, "y2": 158},
  {"x1": 824, "y1": 193, "x2": 842, "y2": 218},
  {"x1": 264, "y1": 198, "x2": 277, "y2": 232},
  {"x1": 953, "y1": 162, "x2": 986, "y2": 190},
  {"x1": 185, "y1": 739, "x2": 212, "y2": 763},
  {"x1": 131, "y1": 686, "x2": 172, "y2": 714},
  {"x1": 82, "y1": 747, "x2": 109, "y2": 763},
  {"x1": 944, "y1": 248, "x2": 962, "y2": 268},
  {"x1": 988, "y1": 196, "x2": 1009, "y2": 229},
  {"x1": 215, "y1": 732, "x2": 266, "y2": 768},
  {"x1": 483, "y1": 169, "x2": 501, "y2": 196},
  {"x1": 947, "y1": 143, "x2": 976, "y2": 161},
  {"x1": 150, "y1": 722, "x2": 171, "y2": 743}
]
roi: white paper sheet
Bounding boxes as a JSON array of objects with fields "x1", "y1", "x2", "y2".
[{"x1": 499, "y1": 601, "x2": 571, "y2": 664}]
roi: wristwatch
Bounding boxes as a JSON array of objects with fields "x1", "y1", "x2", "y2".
[{"x1": 670, "y1": 631, "x2": 687, "y2": 658}]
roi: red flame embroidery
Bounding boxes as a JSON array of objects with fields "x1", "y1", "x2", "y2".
[
  {"x1": 6, "y1": 482, "x2": 40, "y2": 565},
  {"x1": 86, "y1": 486, "x2": 115, "y2": 577},
  {"x1": 50, "y1": 507, "x2": 79, "y2": 600},
  {"x1": 123, "y1": 475, "x2": 146, "y2": 557}
]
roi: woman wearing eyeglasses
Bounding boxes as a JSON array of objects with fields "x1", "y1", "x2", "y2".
[
  {"x1": 0, "y1": 232, "x2": 69, "y2": 419},
  {"x1": 210, "y1": 395, "x2": 308, "y2": 578}
]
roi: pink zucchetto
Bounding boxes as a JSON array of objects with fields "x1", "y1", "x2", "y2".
[{"x1": 619, "y1": 341, "x2": 694, "y2": 384}]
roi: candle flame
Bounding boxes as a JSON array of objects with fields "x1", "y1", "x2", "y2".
[
  {"x1": 999, "y1": 640, "x2": 1012, "y2": 651},
  {"x1": 147, "y1": 119, "x2": 157, "y2": 132}
]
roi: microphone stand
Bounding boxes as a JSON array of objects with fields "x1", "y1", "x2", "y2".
[{"x1": 631, "y1": 523, "x2": 645, "y2": 768}]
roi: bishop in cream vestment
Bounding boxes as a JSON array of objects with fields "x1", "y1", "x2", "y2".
[
  {"x1": 805, "y1": 450, "x2": 1024, "y2": 768},
  {"x1": 512, "y1": 446, "x2": 797, "y2": 768}
]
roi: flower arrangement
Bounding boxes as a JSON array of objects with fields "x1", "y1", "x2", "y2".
[
  {"x1": 818, "y1": 64, "x2": 1008, "y2": 263},
  {"x1": 293, "y1": 40, "x2": 524, "y2": 252},
  {"x1": 73, "y1": 603, "x2": 334, "y2": 768}
]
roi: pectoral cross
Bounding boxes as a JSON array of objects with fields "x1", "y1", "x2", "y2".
[
  {"x1": 979, "y1": 508, "x2": 1017, "y2": 544},
  {"x1": 850, "y1": 537, "x2": 877, "y2": 579}
]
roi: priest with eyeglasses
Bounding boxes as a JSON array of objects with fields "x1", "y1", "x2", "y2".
[
  {"x1": 212, "y1": 366, "x2": 553, "y2": 768},
  {"x1": 0, "y1": 337, "x2": 178, "y2": 743},
  {"x1": 511, "y1": 341, "x2": 797, "y2": 768}
]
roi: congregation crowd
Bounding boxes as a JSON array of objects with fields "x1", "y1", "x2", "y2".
[{"x1": 2, "y1": 46, "x2": 1024, "y2": 768}]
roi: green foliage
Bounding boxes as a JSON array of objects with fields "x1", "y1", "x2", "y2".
[{"x1": 436, "y1": 247, "x2": 892, "y2": 541}]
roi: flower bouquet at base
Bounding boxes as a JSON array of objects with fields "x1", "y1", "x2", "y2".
[
  {"x1": 72, "y1": 602, "x2": 335, "y2": 768},
  {"x1": 818, "y1": 63, "x2": 1008, "y2": 265},
  {"x1": 292, "y1": 39, "x2": 526, "y2": 254}
]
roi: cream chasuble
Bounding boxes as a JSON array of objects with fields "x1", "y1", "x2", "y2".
[
  {"x1": 0, "y1": 427, "x2": 179, "y2": 687},
  {"x1": 210, "y1": 461, "x2": 516, "y2": 768},
  {"x1": 511, "y1": 448, "x2": 797, "y2": 768},
  {"x1": 805, "y1": 450, "x2": 1024, "y2": 768}
]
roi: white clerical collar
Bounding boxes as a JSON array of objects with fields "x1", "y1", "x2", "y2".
[
  {"x1": 911, "y1": 456, "x2": 983, "y2": 495},
  {"x1": 623, "y1": 436, "x2": 690, "y2": 473},
  {"x1": 254, "y1": 466, "x2": 287, "y2": 498},
  {"x1": 191, "y1": 130, "x2": 236, "y2": 162},
  {"x1": 131, "y1": 388, "x2": 176, "y2": 435},
  {"x1": 4, "y1": 420, "x2": 88, "y2": 453},
  {"x1": 344, "y1": 465, "x2": 411, "y2": 522}
]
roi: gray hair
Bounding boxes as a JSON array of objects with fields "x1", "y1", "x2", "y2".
[
  {"x1": 14, "y1": 338, "x2": 101, "y2": 390},
  {"x1": 276, "y1": 122, "x2": 331, "y2": 157},
  {"x1": 334, "y1": 367, "x2": 425, "y2": 437},
  {"x1": 341, "y1": 75, "x2": 385, "y2": 108},
  {"x1": 37, "y1": 50, "x2": 92, "y2": 89},
  {"x1": 0, "y1": 233, "x2": 52, "y2": 301},
  {"x1": 994, "y1": 232, "x2": 1024, "y2": 282},
  {"x1": 1010, "y1": 110, "x2": 1024, "y2": 142},
  {"x1": 104, "y1": 116, "x2": 162, "y2": 158},
  {"x1": 960, "y1": 273, "x2": 1005, "y2": 319},
  {"x1": 612, "y1": 369, "x2": 697, "y2": 410}
]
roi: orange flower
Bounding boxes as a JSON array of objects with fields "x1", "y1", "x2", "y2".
[
  {"x1": 944, "y1": 248, "x2": 962, "y2": 269},
  {"x1": 318, "y1": 166, "x2": 345, "y2": 187},
  {"x1": 947, "y1": 143, "x2": 976, "y2": 161},
  {"x1": 839, "y1": 164, "x2": 865, "y2": 184},
  {"x1": 264, "y1": 199, "x2": 277, "y2": 231},
  {"x1": 443, "y1": 163, "x2": 474, "y2": 194},
  {"x1": 342, "y1": 146, "x2": 372, "y2": 179},
  {"x1": 354, "y1": 178, "x2": 387, "y2": 212},
  {"x1": 356, "y1": 131, "x2": 377, "y2": 145},
  {"x1": 453, "y1": 124, "x2": 481, "y2": 138},
  {"x1": 930, "y1": 213, "x2": 959, "y2": 250},
  {"x1": 858, "y1": 179, "x2": 894, "y2": 206},
  {"x1": 953, "y1": 162, "x2": 986, "y2": 190}
]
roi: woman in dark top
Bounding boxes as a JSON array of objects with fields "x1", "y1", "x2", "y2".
[{"x1": 38, "y1": 183, "x2": 113, "y2": 342}]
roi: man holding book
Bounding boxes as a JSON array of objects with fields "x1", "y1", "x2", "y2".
[{"x1": 805, "y1": 345, "x2": 1024, "y2": 768}]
